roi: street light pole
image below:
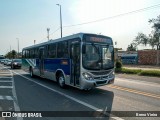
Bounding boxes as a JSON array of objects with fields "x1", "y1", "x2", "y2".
[
  {"x1": 34, "y1": 40, "x2": 36, "y2": 45},
  {"x1": 47, "y1": 28, "x2": 50, "y2": 40},
  {"x1": 56, "y1": 4, "x2": 62, "y2": 38}
]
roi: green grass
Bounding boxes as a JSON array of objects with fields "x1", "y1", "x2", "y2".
[
  {"x1": 139, "y1": 70, "x2": 160, "y2": 77},
  {"x1": 115, "y1": 68, "x2": 160, "y2": 77}
]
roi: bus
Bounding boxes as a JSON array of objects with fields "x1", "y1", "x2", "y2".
[
  {"x1": 22, "y1": 33, "x2": 115, "y2": 90},
  {"x1": 121, "y1": 54, "x2": 138, "y2": 64}
]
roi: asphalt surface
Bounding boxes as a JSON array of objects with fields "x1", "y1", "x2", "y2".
[{"x1": 0, "y1": 64, "x2": 160, "y2": 120}]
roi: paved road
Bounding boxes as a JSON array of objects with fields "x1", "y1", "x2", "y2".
[{"x1": 0, "y1": 64, "x2": 160, "y2": 120}]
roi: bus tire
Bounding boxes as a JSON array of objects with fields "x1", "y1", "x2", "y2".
[
  {"x1": 30, "y1": 68, "x2": 34, "y2": 78},
  {"x1": 58, "y1": 73, "x2": 65, "y2": 88}
]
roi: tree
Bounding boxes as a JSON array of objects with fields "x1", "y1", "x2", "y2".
[
  {"x1": 133, "y1": 32, "x2": 148, "y2": 47},
  {"x1": 11, "y1": 50, "x2": 17, "y2": 58},
  {"x1": 148, "y1": 34, "x2": 156, "y2": 49},
  {"x1": 5, "y1": 50, "x2": 17, "y2": 59},
  {"x1": 149, "y1": 15, "x2": 160, "y2": 50},
  {"x1": 133, "y1": 15, "x2": 160, "y2": 50},
  {"x1": 127, "y1": 43, "x2": 136, "y2": 51}
]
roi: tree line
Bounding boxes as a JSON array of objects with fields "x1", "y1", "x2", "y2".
[
  {"x1": 5, "y1": 50, "x2": 18, "y2": 59},
  {"x1": 127, "y1": 15, "x2": 160, "y2": 51}
]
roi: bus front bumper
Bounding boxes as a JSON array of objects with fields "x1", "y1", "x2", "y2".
[{"x1": 80, "y1": 75, "x2": 115, "y2": 90}]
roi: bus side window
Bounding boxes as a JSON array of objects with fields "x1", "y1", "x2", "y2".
[
  {"x1": 25, "y1": 50, "x2": 29, "y2": 58},
  {"x1": 22, "y1": 50, "x2": 25, "y2": 58},
  {"x1": 48, "y1": 44, "x2": 56, "y2": 58},
  {"x1": 57, "y1": 41, "x2": 68, "y2": 58},
  {"x1": 35, "y1": 48, "x2": 38, "y2": 58}
]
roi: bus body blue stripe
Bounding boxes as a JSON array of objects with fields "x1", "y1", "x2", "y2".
[{"x1": 35, "y1": 58, "x2": 70, "y2": 75}]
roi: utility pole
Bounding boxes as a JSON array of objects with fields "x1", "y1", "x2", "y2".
[
  {"x1": 16, "y1": 38, "x2": 19, "y2": 58},
  {"x1": 10, "y1": 45, "x2": 11, "y2": 59},
  {"x1": 47, "y1": 28, "x2": 50, "y2": 40},
  {"x1": 56, "y1": 4, "x2": 62, "y2": 38}
]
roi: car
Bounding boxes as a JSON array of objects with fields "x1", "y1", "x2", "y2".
[
  {"x1": 4, "y1": 59, "x2": 9, "y2": 65},
  {"x1": 11, "y1": 59, "x2": 22, "y2": 69},
  {"x1": 6, "y1": 59, "x2": 12, "y2": 66},
  {"x1": 0, "y1": 59, "x2": 5, "y2": 64}
]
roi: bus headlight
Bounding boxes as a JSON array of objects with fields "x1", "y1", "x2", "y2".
[
  {"x1": 82, "y1": 73, "x2": 93, "y2": 80},
  {"x1": 14, "y1": 63, "x2": 17, "y2": 65},
  {"x1": 109, "y1": 71, "x2": 115, "y2": 78}
]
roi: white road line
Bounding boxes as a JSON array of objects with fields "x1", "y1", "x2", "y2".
[
  {"x1": 9, "y1": 69, "x2": 23, "y2": 120},
  {"x1": 0, "y1": 86, "x2": 13, "y2": 88},
  {"x1": 116, "y1": 77, "x2": 160, "y2": 87},
  {"x1": 12, "y1": 71, "x2": 124, "y2": 120},
  {"x1": 0, "y1": 95, "x2": 13, "y2": 100},
  {"x1": 0, "y1": 72, "x2": 11, "y2": 74},
  {"x1": 0, "y1": 77, "x2": 12, "y2": 79},
  {"x1": 0, "y1": 81, "x2": 12, "y2": 82},
  {"x1": 0, "y1": 66, "x2": 23, "y2": 120}
]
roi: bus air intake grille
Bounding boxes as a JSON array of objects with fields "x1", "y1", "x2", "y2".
[
  {"x1": 91, "y1": 70, "x2": 111, "y2": 76},
  {"x1": 96, "y1": 81, "x2": 107, "y2": 85}
]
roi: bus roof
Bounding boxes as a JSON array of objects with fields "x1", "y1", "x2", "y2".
[{"x1": 22, "y1": 33, "x2": 112, "y2": 50}]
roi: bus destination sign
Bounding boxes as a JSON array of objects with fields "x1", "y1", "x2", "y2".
[{"x1": 85, "y1": 36, "x2": 111, "y2": 44}]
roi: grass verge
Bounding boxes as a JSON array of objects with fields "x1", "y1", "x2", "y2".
[{"x1": 115, "y1": 68, "x2": 160, "y2": 77}]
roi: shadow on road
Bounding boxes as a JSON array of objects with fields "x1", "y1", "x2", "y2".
[{"x1": 13, "y1": 73, "x2": 114, "y2": 120}]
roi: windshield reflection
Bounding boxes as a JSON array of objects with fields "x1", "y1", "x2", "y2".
[{"x1": 82, "y1": 43, "x2": 114, "y2": 70}]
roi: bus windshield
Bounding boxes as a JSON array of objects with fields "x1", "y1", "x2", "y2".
[{"x1": 82, "y1": 43, "x2": 114, "y2": 70}]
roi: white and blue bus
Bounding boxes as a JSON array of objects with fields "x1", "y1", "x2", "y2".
[{"x1": 22, "y1": 33, "x2": 115, "y2": 90}]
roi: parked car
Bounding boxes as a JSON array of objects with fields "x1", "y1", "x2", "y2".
[
  {"x1": 11, "y1": 59, "x2": 22, "y2": 69},
  {"x1": 4, "y1": 59, "x2": 9, "y2": 65},
  {"x1": 0, "y1": 59, "x2": 5, "y2": 64},
  {"x1": 6, "y1": 59, "x2": 12, "y2": 66}
]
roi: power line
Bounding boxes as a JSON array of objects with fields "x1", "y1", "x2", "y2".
[
  {"x1": 39, "y1": 3, "x2": 160, "y2": 41},
  {"x1": 39, "y1": 27, "x2": 60, "y2": 43},
  {"x1": 63, "y1": 3, "x2": 160, "y2": 28},
  {"x1": 49, "y1": 27, "x2": 60, "y2": 36}
]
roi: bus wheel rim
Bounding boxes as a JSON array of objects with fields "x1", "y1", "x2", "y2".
[
  {"x1": 59, "y1": 77, "x2": 64, "y2": 86},
  {"x1": 30, "y1": 70, "x2": 33, "y2": 76}
]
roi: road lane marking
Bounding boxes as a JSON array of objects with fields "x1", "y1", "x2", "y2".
[
  {"x1": 0, "y1": 81, "x2": 12, "y2": 82},
  {"x1": 0, "y1": 96, "x2": 13, "y2": 100},
  {"x1": 0, "y1": 77, "x2": 12, "y2": 79},
  {"x1": 0, "y1": 66, "x2": 22, "y2": 120},
  {"x1": 116, "y1": 77, "x2": 160, "y2": 87},
  {"x1": 108, "y1": 85, "x2": 160, "y2": 99},
  {"x1": 0, "y1": 72, "x2": 11, "y2": 74},
  {"x1": 0, "y1": 73, "x2": 11, "y2": 76},
  {"x1": 12, "y1": 71, "x2": 124, "y2": 120},
  {"x1": 0, "y1": 86, "x2": 13, "y2": 88},
  {"x1": 8, "y1": 69, "x2": 23, "y2": 120}
]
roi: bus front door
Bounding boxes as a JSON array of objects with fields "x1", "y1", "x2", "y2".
[
  {"x1": 39, "y1": 47, "x2": 44, "y2": 76},
  {"x1": 70, "y1": 42, "x2": 80, "y2": 86}
]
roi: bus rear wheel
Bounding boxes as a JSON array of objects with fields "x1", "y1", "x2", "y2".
[
  {"x1": 58, "y1": 73, "x2": 65, "y2": 88},
  {"x1": 30, "y1": 68, "x2": 34, "y2": 78}
]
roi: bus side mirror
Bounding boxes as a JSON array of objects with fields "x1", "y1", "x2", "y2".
[{"x1": 82, "y1": 45, "x2": 86, "y2": 54}]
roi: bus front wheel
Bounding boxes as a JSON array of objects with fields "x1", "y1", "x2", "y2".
[{"x1": 58, "y1": 73, "x2": 65, "y2": 88}]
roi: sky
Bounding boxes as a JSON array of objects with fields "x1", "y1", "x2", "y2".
[{"x1": 0, "y1": 0, "x2": 160, "y2": 55}]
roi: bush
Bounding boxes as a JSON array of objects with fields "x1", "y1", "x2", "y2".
[
  {"x1": 115, "y1": 67, "x2": 160, "y2": 77},
  {"x1": 121, "y1": 68, "x2": 141, "y2": 74},
  {"x1": 115, "y1": 60, "x2": 122, "y2": 68},
  {"x1": 115, "y1": 68, "x2": 122, "y2": 73},
  {"x1": 139, "y1": 70, "x2": 160, "y2": 77}
]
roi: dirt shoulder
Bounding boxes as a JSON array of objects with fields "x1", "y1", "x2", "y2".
[
  {"x1": 123, "y1": 65, "x2": 160, "y2": 71},
  {"x1": 116, "y1": 73, "x2": 160, "y2": 84}
]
